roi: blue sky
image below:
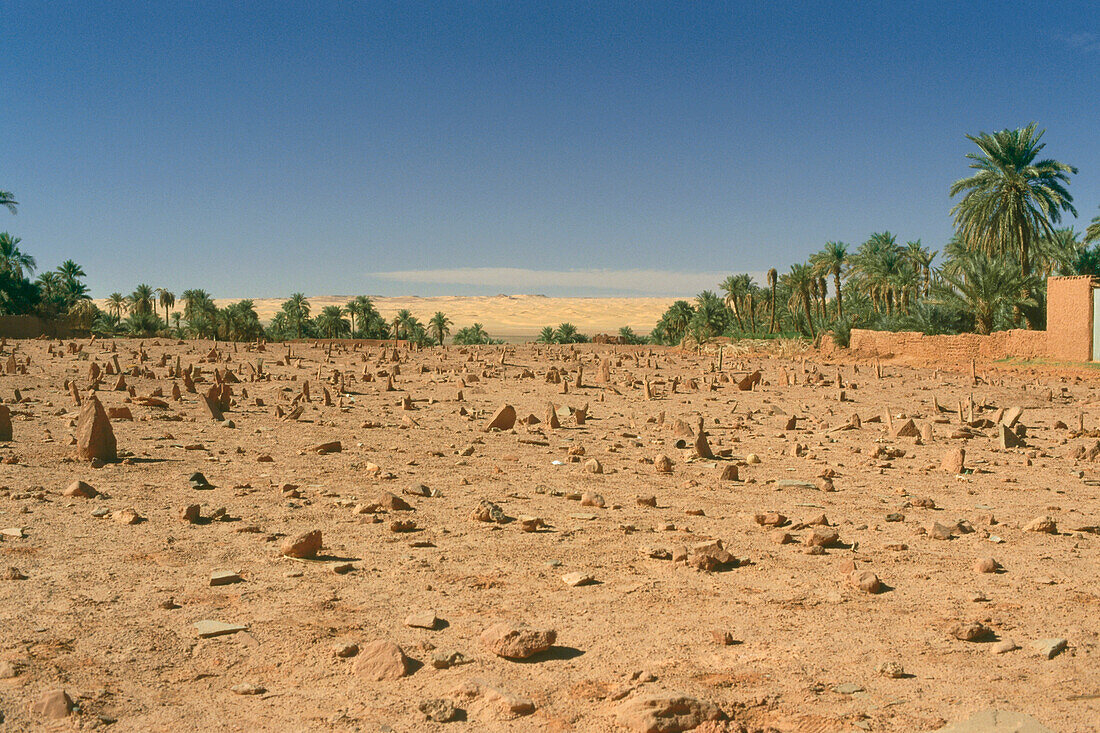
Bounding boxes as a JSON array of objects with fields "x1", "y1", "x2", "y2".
[{"x1": 3, "y1": 2, "x2": 1099, "y2": 297}]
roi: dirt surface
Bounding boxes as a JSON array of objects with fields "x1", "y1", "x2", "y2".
[{"x1": 0, "y1": 338, "x2": 1097, "y2": 732}]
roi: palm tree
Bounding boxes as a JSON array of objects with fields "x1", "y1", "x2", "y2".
[
  {"x1": 810, "y1": 242, "x2": 847, "y2": 321},
  {"x1": 156, "y1": 288, "x2": 175, "y2": 326},
  {"x1": 428, "y1": 311, "x2": 452, "y2": 345},
  {"x1": 128, "y1": 284, "x2": 155, "y2": 315},
  {"x1": 57, "y1": 259, "x2": 85, "y2": 283},
  {"x1": 390, "y1": 308, "x2": 415, "y2": 340},
  {"x1": 1085, "y1": 207, "x2": 1100, "y2": 245},
  {"x1": 932, "y1": 251, "x2": 1037, "y2": 334},
  {"x1": 537, "y1": 326, "x2": 556, "y2": 344},
  {"x1": 106, "y1": 292, "x2": 126, "y2": 320},
  {"x1": 767, "y1": 268, "x2": 778, "y2": 333},
  {"x1": 719, "y1": 275, "x2": 746, "y2": 330},
  {"x1": 690, "y1": 291, "x2": 729, "y2": 340},
  {"x1": 36, "y1": 272, "x2": 61, "y2": 302},
  {"x1": 316, "y1": 305, "x2": 350, "y2": 338},
  {"x1": 780, "y1": 263, "x2": 816, "y2": 338},
  {"x1": 950, "y1": 123, "x2": 1076, "y2": 283},
  {"x1": 0, "y1": 191, "x2": 16, "y2": 215},
  {"x1": 0, "y1": 233, "x2": 36, "y2": 278},
  {"x1": 282, "y1": 293, "x2": 310, "y2": 338}
]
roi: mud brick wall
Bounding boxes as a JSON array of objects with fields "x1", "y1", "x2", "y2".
[
  {"x1": 848, "y1": 328, "x2": 1050, "y2": 363},
  {"x1": 1046, "y1": 276, "x2": 1093, "y2": 362}
]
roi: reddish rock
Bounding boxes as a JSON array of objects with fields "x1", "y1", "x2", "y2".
[
  {"x1": 63, "y1": 480, "x2": 98, "y2": 498},
  {"x1": 75, "y1": 396, "x2": 116, "y2": 463},
  {"x1": 281, "y1": 529, "x2": 322, "y2": 558},
  {"x1": 483, "y1": 404, "x2": 517, "y2": 432},
  {"x1": 353, "y1": 640, "x2": 412, "y2": 680},
  {"x1": 0, "y1": 404, "x2": 11, "y2": 441},
  {"x1": 31, "y1": 689, "x2": 74, "y2": 719},
  {"x1": 480, "y1": 621, "x2": 556, "y2": 659},
  {"x1": 941, "y1": 448, "x2": 965, "y2": 474},
  {"x1": 848, "y1": 569, "x2": 882, "y2": 593}
]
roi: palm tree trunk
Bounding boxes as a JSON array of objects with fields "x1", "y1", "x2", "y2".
[
  {"x1": 768, "y1": 286, "x2": 777, "y2": 333},
  {"x1": 802, "y1": 291, "x2": 816, "y2": 338},
  {"x1": 747, "y1": 294, "x2": 756, "y2": 334},
  {"x1": 833, "y1": 273, "x2": 844, "y2": 321}
]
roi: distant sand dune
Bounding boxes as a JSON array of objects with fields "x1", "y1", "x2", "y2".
[{"x1": 102, "y1": 295, "x2": 678, "y2": 343}]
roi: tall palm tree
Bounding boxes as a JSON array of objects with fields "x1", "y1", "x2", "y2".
[
  {"x1": 719, "y1": 275, "x2": 746, "y2": 330},
  {"x1": 950, "y1": 123, "x2": 1076, "y2": 282},
  {"x1": 391, "y1": 309, "x2": 415, "y2": 340},
  {"x1": 767, "y1": 268, "x2": 778, "y2": 333},
  {"x1": 128, "y1": 284, "x2": 155, "y2": 315},
  {"x1": 0, "y1": 191, "x2": 16, "y2": 215},
  {"x1": 57, "y1": 259, "x2": 85, "y2": 283},
  {"x1": 107, "y1": 293, "x2": 126, "y2": 320},
  {"x1": 428, "y1": 311, "x2": 452, "y2": 345},
  {"x1": 780, "y1": 263, "x2": 816, "y2": 338},
  {"x1": 536, "y1": 325, "x2": 556, "y2": 344},
  {"x1": 0, "y1": 233, "x2": 36, "y2": 278},
  {"x1": 181, "y1": 289, "x2": 207, "y2": 319},
  {"x1": 810, "y1": 241, "x2": 847, "y2": 321},
  {"x1": 282, "y1": 293, "x2": 310, "y2": 338},
  {"x1": 157, "y1": 289, "x2": 176, "y2": 326}
]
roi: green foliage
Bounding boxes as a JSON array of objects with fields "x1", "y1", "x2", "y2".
[
  {"x1": 617, "y1": 326, "x2": 647, "y2": 345},
  {"x1": 452, "y1": 323, "x2": 497, "y2": 345}
]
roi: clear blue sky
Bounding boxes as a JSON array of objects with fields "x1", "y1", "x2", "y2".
[{"x1": 3, "y1": 2, "x2": 1099, "y2": 298}]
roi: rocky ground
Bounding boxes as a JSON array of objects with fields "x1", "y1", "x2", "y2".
[{"x1": 0, "y1": 337, "x2": 1096, "y2": 732}]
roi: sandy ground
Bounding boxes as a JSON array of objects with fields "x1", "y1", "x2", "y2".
[
  {"x1": 103, "y1": 296, "x2": 680, "y2": 342},
  {"x1": 0, "y1": 338, "x2": 1098, "y2": 732}
]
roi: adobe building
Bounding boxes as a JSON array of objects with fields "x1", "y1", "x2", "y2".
[{"x1": 1046, "y1": 275, "x2": 1096, "y2": 361}]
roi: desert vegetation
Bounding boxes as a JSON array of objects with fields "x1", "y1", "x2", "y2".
[{"x1": 651, "y1": 123, "x2": 1100, "y2": 346}]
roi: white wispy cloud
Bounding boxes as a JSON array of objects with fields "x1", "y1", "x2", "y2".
[{"x1": 368, "y1": 267, "x2": 768, "y2": 296}]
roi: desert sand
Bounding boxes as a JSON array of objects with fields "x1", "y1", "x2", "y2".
[
  {"x1": 218, "y1": 295, "x2": 675, "y2": 342},
  {"x1": 0, "y1": 337, "x2": 1097, "y2": 731}
]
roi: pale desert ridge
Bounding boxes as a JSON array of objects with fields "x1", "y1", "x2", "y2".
[
  {"x1": 217, "y1": 295, "x2": 677, "y2": 342},
  {"x1": 0, "y1": 337, "x2": 1096, "y2": 731}
]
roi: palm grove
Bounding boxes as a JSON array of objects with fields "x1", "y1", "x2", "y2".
[
  {"x1": 649, "y1": 123, "x2": 1100, "y2": 345},
  {"x1": 4, "y1": 124, "x2": 1100, "y2": 345}
]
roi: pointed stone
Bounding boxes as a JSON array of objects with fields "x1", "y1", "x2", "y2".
[{"x1": 75, "y1": 395, "x2": 116, "y2": 463}]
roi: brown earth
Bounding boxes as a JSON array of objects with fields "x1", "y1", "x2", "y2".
[{"x1": 0, "y1": 337, "x2": 1098, "y2": 731}]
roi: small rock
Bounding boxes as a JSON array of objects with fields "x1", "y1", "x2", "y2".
[
  {"x1": 950, "y1": 621, "x2": 991, "y2": 642},
  {"x1": 404, "y1": 610, "x2": 439, "y2": 629},
  {"x1": 63, "y1": 480, "x2": 98, "y2": 498},
  {"x1": 353, "y1": 640, "x2": 412, "y2": 680},
  {"x1": 31, "y1": 689, "x2": 74, "y2": 719},
  {"x1": 878, "y1": 661, "x2": 905, "y2": 678},
  {"x1": 210, "y1": 570, "x2": 242, "y2": 586},
  {"x1": 431, "y1": 650, "x2": 466, "y2": 669},
  {"x1": 1032, "y1": 637, "x2": 1067, "y2": 659},
  {"x1": 1025, "y1": 515, "x2": 1057, "y2": 534},
  {"x1": 281, "y1": 529, "x2": 322, "y2": 558},
  {"x1": 334, "y1": 642, "x2": 359, "y2": 658},
  {"x1": 615, "y1": 691, "x2": 723, "y2": 733},
  {"x1": 974, "y1": 557, "x2": 1001, "y2": 573},
  {"x1": 419, "y1": 698, "x2": 459, "y2": 723},
  {"x1": 992, "y1": 639, "x2": 1018, "y2": 654},
  {"x1": 562, "y1": 571, "x2": 596, "y2": 587},
  {"x1": 480, "y1": 621, "x2": 556, "y2": 659},
  {"x1": 231, "y1": 683, "x2": 265, "y2": 695}
]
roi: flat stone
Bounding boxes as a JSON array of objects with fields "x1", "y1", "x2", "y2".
[
  {"x1": 934, "y1": 709, "x2": 1054, "y2": 732},
  {"x1": 1032, "y1": 638, "x2": 1067, "y2": 659},
  {"x1": 194, "y1": 620, "x2": 247, "y2": 638},
  {"x1": 833, "y1": 682, "x2": 864, "y2": 694},
  {"x1": 404, "y1": 610, "x2": 439, "y2": 629},
  {"x1": 210, "y1": 570, "x2": 242, "y2": 586},
  {"x1": 562, "y1": 571, "x2": 596, "y2": 587}
]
